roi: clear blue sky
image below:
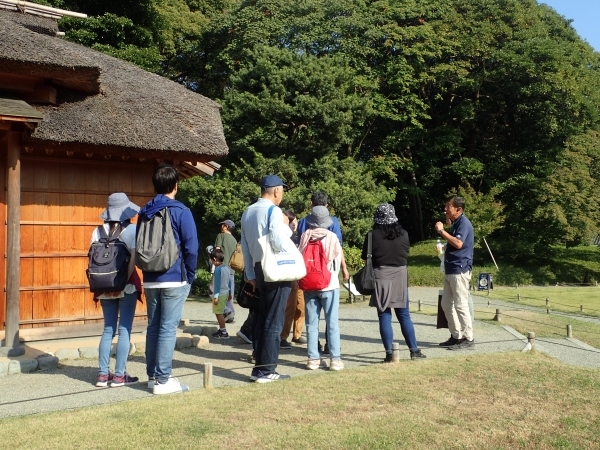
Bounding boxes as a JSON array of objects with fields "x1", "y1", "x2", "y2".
[{"x1": 540, "y1": 0, "x2": 600, "y2": 51}]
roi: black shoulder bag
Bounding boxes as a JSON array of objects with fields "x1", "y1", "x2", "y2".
[{"x1": 353, "y1": 231, "x2": 374, "y2": 295}]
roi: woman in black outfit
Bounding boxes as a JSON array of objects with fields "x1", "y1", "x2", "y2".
[{"x1": 362, "y1": 203, "x2": 426, "y2": 361}]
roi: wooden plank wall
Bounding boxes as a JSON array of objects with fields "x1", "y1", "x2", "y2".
[
  {"x1": 0, "y1": 150, "x2": 5, "y2": 331},
  {"x1": 13, "y1": 155, "x2": 156, "y2": 329}
]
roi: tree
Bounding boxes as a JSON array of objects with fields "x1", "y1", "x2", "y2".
[
  {"x1": 178, "y1": 154, "x2": 392, "y2": 247},
  {"x1": 42, "y1": 0, "x2": 235, "y2": 74}
]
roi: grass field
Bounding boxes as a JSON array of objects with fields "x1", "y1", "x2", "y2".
[
  {"x1": 407, "y1": 240, "x2": 600, "y2": 287},
  {"x1": 1, "y1": 352, "x2": 599, "y2": 450}
]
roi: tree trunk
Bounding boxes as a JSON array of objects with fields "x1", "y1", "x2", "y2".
[{"x1": 405, "y1": 147, "x2": 424, "y2": 242}]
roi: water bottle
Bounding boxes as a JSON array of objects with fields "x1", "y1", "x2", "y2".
[{"x1": 436, "y1": 238, "x2": 444, "y2": 256}]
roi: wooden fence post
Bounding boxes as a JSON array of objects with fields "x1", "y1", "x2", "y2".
[
  {"x1": 418, "y1": 300, "x2": 421, "y2": 312},
  {"x1": 527, "y1": 332, "x2": 536, "y2": 350},
  {"x1": 493, "y1": 309, "x2": 502, "y2": 322},
  {"x1": 567, "y1": 325, "x2": 572, "y2": 338},
  {"x1": 392, "y1": 343, "x2": 400, "y2": 363},
  {"x1": 204, "y1": 362, "x2": 213, "y2": 389}
]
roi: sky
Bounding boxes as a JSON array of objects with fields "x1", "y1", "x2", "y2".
[{"x1": 539, "y1": 0, "x2": 600, "y2": 51}]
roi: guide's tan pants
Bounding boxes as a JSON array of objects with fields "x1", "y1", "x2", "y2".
[{"x1": 441, "y1": 271, "x2": 473, "y2": 341}]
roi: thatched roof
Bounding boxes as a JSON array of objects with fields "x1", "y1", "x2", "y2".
[{"x1": 0, "y1": 9, "x2": 228, "y2": 160}]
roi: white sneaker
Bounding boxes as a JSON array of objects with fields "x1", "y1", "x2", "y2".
[
  {"x1": 152, "y1": 377, "x2": 189, "y2": 395},
  {"x1": 306, "y1": 359, "x2": 321, "y2": 370},
  {"x1": 330, "y1": 359, "x2": 344, "y2": 371}
]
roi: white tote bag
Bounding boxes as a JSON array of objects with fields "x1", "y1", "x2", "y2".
[
  {"x1": 259, "y1": 235, "x2": 306, "y2": 282},
  {"x1": 259, "y1": 205, "x2": 306, "y2": 282}
]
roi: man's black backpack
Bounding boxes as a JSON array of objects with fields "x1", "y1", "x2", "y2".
[{"x1": 87, "y1": 224, "x2": 131, "y2": 294}]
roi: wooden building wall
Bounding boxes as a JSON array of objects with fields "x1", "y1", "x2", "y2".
[{"x1": 1, "y1": 154, "x2": 157, "y2": 331}]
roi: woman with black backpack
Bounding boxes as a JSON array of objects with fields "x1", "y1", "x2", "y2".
[{"x1": 91, "y1": 193, "x2": 142, "y2": 387}]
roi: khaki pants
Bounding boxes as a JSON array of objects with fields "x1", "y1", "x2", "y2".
[
  {"x1": 280, "y1": 286, "x2": 305, "y2": 341},
  {"x1": 441, "y1": 271, "x2": 473, "y2": 341}
]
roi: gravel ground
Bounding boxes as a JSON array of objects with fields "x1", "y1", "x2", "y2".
[{"x1": 0, "y1": 287, "x2": 597, "y2": 419}]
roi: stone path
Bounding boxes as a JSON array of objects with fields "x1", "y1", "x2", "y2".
[{"x1": 0, "y1": 287, "x2": 598, "y2": 419}]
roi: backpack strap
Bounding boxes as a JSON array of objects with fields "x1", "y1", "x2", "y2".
[
  {"x1": 266, "y1": 205, "x2": 275, "y2": 231},
  {"x1": 98, "y1": 223, "x2": 126, "y2": 244}
]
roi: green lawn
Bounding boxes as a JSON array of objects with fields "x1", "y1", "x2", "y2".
[
  {"x1": 2, "y1": 352, "x2": 600, "y2": 449},
  {"x1": 407, "y1": 240, "x2": 600, "y2": 287}
]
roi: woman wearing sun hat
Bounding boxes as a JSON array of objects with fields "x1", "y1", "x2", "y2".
[
  {"x1": 92, "y1": 193, "x2": 142, "y2": 387},
  {"x1": 362, "y1": 203, "x2": 426, "y2": 362}
]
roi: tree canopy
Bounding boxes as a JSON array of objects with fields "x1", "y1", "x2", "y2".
[{"x1": 36, "y1": 0, "x2": 600, "y2": 253}]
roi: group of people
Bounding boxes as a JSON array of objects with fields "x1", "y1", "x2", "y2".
[{"x1": 92, "y1": 165, "x2": 475, "y2": 391}]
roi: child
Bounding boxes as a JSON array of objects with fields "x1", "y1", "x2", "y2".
[
  {"x1": 214, "y1": 219, "x2": 238, "y2": 323},
  {"x1": 210, "y1": 248, "x2": 233, "y2": 339}
]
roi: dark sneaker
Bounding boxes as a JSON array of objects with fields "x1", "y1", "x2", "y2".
[
  {"x1": 224, "y1": 311, "x2": 235, "y2": 324},
  {"x1": 383, "y1": 353, "x2": 393, "y2": 363},
  {"x1": 280, "y1": 340, "x2": 292, "y2": 349},
  {"x1": 449, "y1": 338, "x2": 475, "y2": 350},
  {"x1": 236, "y1": 330, "x2": 252, "y2": 344},
  {"x1": 292, "y1": 336, "x2": 307, "y2": 345},
  {"x1": 439, "y1": 336, "x2": 460, "y2": 347},
  {"x1": 256, "y1": 372, "x2": 291, "y2": 384},
  {"x1": 111, "y1": 373, "x2": 139, "y2": 387},
  {"x1": 96, "y1": 373, "x2": 113, "y2": 387},
  {"x1": 212, "y1": 329, "x2": 230, "y2": 339},
  {"x1": 249, "y1": 368, "x2": 262, "y2": 382},
  {"x1": 410, "y1": 350, "x2": 427, "y2": 360}
]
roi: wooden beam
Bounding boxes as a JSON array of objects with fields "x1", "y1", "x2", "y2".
[
  {"x1": 0, "y1": 72, "x2": 41, "y2": 93},
  {"x1": 24, "y1": 85, "x2": 57, "y2": 105},
  {"x1": 4, "y1": 131, "x2": 21, "y2": 349}
]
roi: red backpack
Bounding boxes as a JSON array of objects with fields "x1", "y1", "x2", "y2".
[{"x1": 298, "y1": 238, "x2": 331, "y2": 291}]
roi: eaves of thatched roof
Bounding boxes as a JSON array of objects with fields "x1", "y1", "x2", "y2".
[{"x1": 0, "y1": 9, "x2": 228, "y2": 161}]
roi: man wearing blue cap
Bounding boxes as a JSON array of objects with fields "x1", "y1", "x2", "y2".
[{"x1": 241, "y1": 174, "x2": 293, "y2": 383}]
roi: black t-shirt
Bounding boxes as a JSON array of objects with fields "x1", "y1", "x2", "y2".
[{"x1": 361, "y1": 227, "x2": 410, "y2": 267}]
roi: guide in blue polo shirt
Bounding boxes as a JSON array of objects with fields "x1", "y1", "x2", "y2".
[{"x1": 434, "y1": 195, "x2": 475, "y2": 350}]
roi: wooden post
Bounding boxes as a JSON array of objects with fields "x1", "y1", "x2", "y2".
[
  {"x1": 203, "y1": 362, "x2": 213, "y2": 389},
  {"x1": 487, "y1": 300, "x2": 490, "y2": 307},
  {"x1": 392, "y1": 343, "x2": 400, "y2": 363},
  {"x1": 567, "y1": 325, "x2": 572, "y2": 338},
  {"x1": 527, "y1": 332, "x2": 536, "y2": 350},
  {"x1": 493, "y1": 309, "x2": 502, "y2": 322},
  {"x1": 1, "y1": 131, "x2": 24, "y2": 356},
  {"x1": 580, "y1": 305, "x2": 583, "y2": 312},
  {"x1": 418, "y1": 300, "x2": 421, "y2": 311},
  {"x1": 546, "y1": 297, "x2": 549, "y2": 306},
  {"x1": 517, "y1": 294, "x2": 520, "y2": 301}
]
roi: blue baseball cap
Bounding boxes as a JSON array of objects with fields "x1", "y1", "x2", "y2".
[{"x1": 260, "y1": 174, "x2": 288, "y2": 188}]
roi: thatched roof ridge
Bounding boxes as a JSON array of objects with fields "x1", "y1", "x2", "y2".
[
  {"x1": 0, "y1": 10, "x2": 100, "y2": 93},
  {"x1": 0, "y1": 10, "x2": 228, "y2": 159}
]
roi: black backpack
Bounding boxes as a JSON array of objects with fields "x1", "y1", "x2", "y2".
[{"x1": 87, "y1": 224, "x2": 131, "y2": 294}]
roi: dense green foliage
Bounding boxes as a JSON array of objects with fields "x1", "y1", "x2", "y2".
[{"x1": 38, "y1": 0, "x2": 600, "y2": 258}]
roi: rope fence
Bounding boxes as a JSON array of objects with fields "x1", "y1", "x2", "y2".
[{"x1": 414, "y1": 300, "x2": 600, "y2": 339}]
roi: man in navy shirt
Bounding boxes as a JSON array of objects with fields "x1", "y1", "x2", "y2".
[{"x1": 434, "y1": 196, "x2": 475, "y2": 349}]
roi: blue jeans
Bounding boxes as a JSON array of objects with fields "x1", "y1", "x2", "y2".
[
  {"x1": 377, "y1": 300, "x2": 419, "y2": 353},
  {"x1": 145, "y1": 284, "x2": 191, "y2": 382},
  {"x1": 98, "y1": 292, "x2": 138, "y2": 376},
  {"x1": 304, "y1": 289, "x2": 341, "y2": 361},
  {"x1": 252, "y1": 263, "x2": 291, "y2": 376}
]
